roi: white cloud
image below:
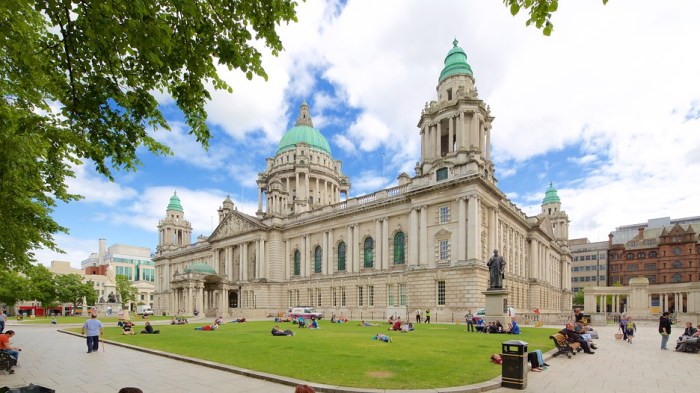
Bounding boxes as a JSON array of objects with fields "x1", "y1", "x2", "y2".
[
  {"x1": 32, "y1": 235, "x2": 98, "y2": 269},
  {"x1": 66, "y1": 163, "x2": 138, "y2": 205}
]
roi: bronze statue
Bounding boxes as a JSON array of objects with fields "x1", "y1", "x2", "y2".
[{"x1": 487, "y1": 249, "x2": 506, "y2": 289}]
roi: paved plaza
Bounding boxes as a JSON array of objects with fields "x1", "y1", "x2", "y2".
[{"x1": 1, "y1": 322, "x2": 697, "y2": 393}]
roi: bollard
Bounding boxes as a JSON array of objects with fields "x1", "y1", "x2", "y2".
[{"x1": 501, "y1": 340, "x2": 528, "y2": 390}]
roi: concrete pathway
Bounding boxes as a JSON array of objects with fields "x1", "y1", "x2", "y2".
[{"x1": 1, "y1": 323, "x2": 697, "y2": 393}]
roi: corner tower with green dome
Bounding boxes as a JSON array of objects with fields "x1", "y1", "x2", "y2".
[
  {"x1": 256, "y1": 102, "x2": 350, "y2": 217},
  {"x1": 541, "y1": 183, "x2": 569, "y2": 246},
  {"x1": 415, "y1": 39, "x2": 495, "y2": 187},
  {"x1": 156, "y1": 191, "x2": 193, "y2": 255}
]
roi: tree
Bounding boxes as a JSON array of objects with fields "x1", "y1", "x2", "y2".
[
  {"x1": 0, "y1": 270, "x2": 29, "y2": 312},
  {"x1": 503, "y1": 0, "x2": 609, "y2": 36},
  {"x1": 115, "y1": 275, "x2": 138, "y2": 307},
  {"x1": 55, "y1": 273, "x2": 98, "y2": 308},
  {"x1": 25, "y1": 264, "x2": 58, "y2": 315},
  {"x1": 0, "y1": 0, "x2": 300, "y2": 272},
  {"x1": 573, "y1": 288, "x2": 584, "y2": 306}
]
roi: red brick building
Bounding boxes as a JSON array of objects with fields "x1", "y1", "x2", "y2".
[{"x1": 608, "y1": 224, "x2": 700, "y2": 290}]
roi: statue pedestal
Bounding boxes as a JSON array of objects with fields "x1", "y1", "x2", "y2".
[{"x1": 482, "y1": 289, "x2": 510, "y2": 323}]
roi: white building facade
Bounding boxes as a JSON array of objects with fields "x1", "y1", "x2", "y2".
[{"x1": 153, "y1": 40, "x2": 572, "y2": 319}]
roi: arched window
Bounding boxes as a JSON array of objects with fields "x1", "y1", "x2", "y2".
[
  {"x1": 363, "y1": 237, "x2": 374, "y2": 268},
  {"x1": 293, "y1": 250, "x2": 301, "y2": 276},
  {"x1": 672, "y1": 273, "x2": 682, "y2": 283},
  {"x1": 314, "y1": 246, "x2": 322, "y2": 273},
  {"x1": 672, "y1": 260, "x2": 683, "y2": 269},
  {"x1": 626, "y1": 253, "x2": 634, "y2": 260},
  {"x1": 394, "y1": 232, "x2": 405, "y2": 265},
  {"x1": 337, "y1": 242, "x2": 346, "y2": 271},
  {"x1": 673, "y1": 246, "x2": 682, "y2": 256},
  {"x1": 649, "y1": 251, "x2": 658, "y2": 258},
  {"x1": 637, "y1": 252, "x2": 646, "y2": 259}
]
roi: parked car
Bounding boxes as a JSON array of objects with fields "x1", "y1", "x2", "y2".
[
  {"x1": 476, "y1": 307, "x2": 516, "y2": 317},
  {"x1": 287, "y1": 307, "x2": 323, "y2": 320}
]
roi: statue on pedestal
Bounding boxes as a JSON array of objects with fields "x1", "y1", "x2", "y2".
[
  {"x1": 487, "y1": 249, "x2": 506, "y2": 289},
  {"x1": 107, "y1": 292, "x2": 116, "y2": 303}
]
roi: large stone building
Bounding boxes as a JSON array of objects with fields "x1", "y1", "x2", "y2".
[{"x1": 153, "y1": 40, "x2": 573, "y2": 319}]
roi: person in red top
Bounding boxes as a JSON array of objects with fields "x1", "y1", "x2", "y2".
[{"x1": 0, "y1": 330, "x2": 21, "y2": 369}]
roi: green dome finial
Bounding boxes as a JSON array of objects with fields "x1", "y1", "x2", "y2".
[
  {"x1": 439, "y1": 39, "x2": 473, "y2": 83},
  {"x1": 276, "y1": 102, "x2": 332, "y2": 156},
  {"x1": 542, "y1": 183, "x2": 561, "y2": 205},
  {"x1": 167, "y1": 191, "x2": 184, "y2": 212}
]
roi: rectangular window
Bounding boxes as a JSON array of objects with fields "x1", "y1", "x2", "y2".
[
  {"x1": 573, "y1": 277, "x2": 578, "y2": 282},
  {"x1": 627, "y1": 264, "x2": 638, "y2": 272},
  {"x1": 646, "y1": 275, "x2": 657, "y2": 283},
  {"x1": 439, "y1": 206, "x2": 449, "y2": 223},
  {"x1": 399, "y1": 283, "x2": 407, "y2": 306},
  {"x1": 599, "y1": 275, "x2": 606, "y2": 281},
  {"x1": 140, "y1": 295, "x2": 144, "y2": 301},
  {"x1": 387, "y1": 284, "x2": 395, "y2": 306},
  {"x1": 573, "y1": 267, "x2": 579, "y2": 272},
  {"x1": 368, "y1": 285, "x2": 374, "y2": 306},
  {"x1": 358, "y1": 286, "x2": 364, "y2": 306},
  {"x1": 585, "y1": 266, "x2": 591, "y2": 271},
  {"x1": 316, "y1": 288, "x2": 322, "y2": 307},
  {"x1": 341, "y1": 287, "x2": 346, "y2": 307},
  {"x1": 437, "y1": 281, "x2": 446, "y2": 306},
  {"x1": 331, "y1": 287, "x2": 337, "y2": 307},
  {"x1": 308, "y1": 288, "x2": 314, "y2": 306},
  {"x1": 436, "y1": 167, "x2": 448, "y2": 181},
  {"x1": 439, "y1": 240, "x2": 449, "y2": 260},
  {"x1": 645, "y1": 263, "x2": 657, "y2": 270},
  {"x1": 288, "y1": 290, "x2": 293, "y2": 307},
  {"x1": 591, "y1": 255, "x2": 597, "y2": 260}
]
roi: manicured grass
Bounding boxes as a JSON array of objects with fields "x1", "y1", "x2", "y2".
[
  {"x1": 19, "y1": 315, "x2": 174, "y2": 324},
  {"x1": 70, "y1": 321, "x2": 557, "y2": 389}
]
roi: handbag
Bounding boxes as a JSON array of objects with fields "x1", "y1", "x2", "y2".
[{"x1": 615, "y1": 331, "x2": 623, "y2": 340}]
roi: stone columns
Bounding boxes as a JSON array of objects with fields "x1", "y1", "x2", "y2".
[
  {"x1": 305, "y1": 235, "x2": 311, "y2": 276},
  {"x1": 353, "y1": 225, "x2": 360, "y2": 272},
  {"x1": 257, "y1": 187, "x2": 263, "y2": 213},
  {"x1": 448, "y1": 116, "x2": 454, "y2": 153},
  {"x1": 382, "y1": 218, "x2": 389, "y2": 268},
  {"x1": 284, "y1": 240, "x2": 290, "y2": 279},
  {"x1": 327, "y1": 230, "x2": 334, "y2": 274},
  {"x1": 457, "y1": 111, "x2": 464, "y2": 150},
  {"x1": 435, "y1": 122, "x2": 441, "y2": 157},
  {"x1": 419, "y1": 206, "x2": 428, "y2": 265},
  {"x1": 467, "y1": 196, "x2": 479, "y2": 260},
  {"x1": 375, "y1": 219, "x2": 382, "y2": 269},
  {"x1": 452, "y1": 197, "x2": 464, "y2": 262},
  {"x1": 346, "y1": 225, "x2": 353, "y2": 272},
  {"x1": 409, "y1": 208, "x2": 418, "y2": 265},
  {"x1": 485, "y1": 124, "x2": 491, "y2": 161}
]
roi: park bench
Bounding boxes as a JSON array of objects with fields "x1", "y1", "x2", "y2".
[{"x1": 549, "y1": 333, "x2": 581, "y2": 358}]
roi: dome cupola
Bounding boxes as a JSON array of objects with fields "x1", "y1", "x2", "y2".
[
  {"x1": 276, "y1": 101, "x2": 332, "y2": 156},
  {"x1": 438, "y1": 39, "x2": 473, "y2": 83}
]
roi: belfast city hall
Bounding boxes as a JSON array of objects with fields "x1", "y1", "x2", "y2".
[{"x1": 153, "y1": 40, "x2": 573, "y2": 320}]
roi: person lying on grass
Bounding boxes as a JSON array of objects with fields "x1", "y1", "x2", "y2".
[
  {"x1": 359, "y1": 320, "x2": 380, "y2": 327},
  {"x1": 372, "y1": 333, "x2": 392, "y2": 343},
  {"x1": 194, "y1": 323, "x2": 219, "y2": 331}
]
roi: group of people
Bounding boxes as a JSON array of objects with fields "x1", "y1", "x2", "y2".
[
  {"x1": 295, "y1": 315, "x2": 320, "y2": 329},
  {"x1": 618, "y1": 314, "x2": 637, "y2": 343},
  {"x1": 329, "y1": 314, "x2": 348, "y2": 323},
  {"x1": 414, "y1": 308, "x2": 431, "y2": 323},
  {"x1": 473, "y1": 318, "x2": 520, "y2": 334},
  {"x1": 386, "y1": 317, "x2": 415, "y2": 332},
  {"x1": 674, "y1": 320, "x2": 700, "y2": 352}
]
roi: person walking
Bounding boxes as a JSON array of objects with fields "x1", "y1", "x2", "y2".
[
  {"x1": 625, "y1": 316, "x2": 636, "y2": 343},
  {"x1": 659, "y1": 311, "x2": 672, "y2": 350},
  {"x1": 425, "y1": 308, "x2": 431, "y2": 324},
  {"x1": 465, "y1": 310, "x2": 474, "y2": 332},
  {"x1": 0, "y1": 309, "x2": 6, "y2": 334},
  {"x1": 619, "y1": 314, "x2": 629, "y2": 341},
  {"x1": 82, "y1": 313, "x2": 104, "y2": 353}
]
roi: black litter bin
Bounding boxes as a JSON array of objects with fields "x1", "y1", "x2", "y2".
[{"x1": 501, "y1": 340, "x2": 528, "y2": 390}]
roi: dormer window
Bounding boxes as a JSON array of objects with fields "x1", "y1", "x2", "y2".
[{"x1": 436, "y1": 167, "x2": 448, "y2": 181}]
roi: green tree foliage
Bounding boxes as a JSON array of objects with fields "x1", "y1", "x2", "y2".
[
  {"x1": 573, "y1": 288, "x2": 584, "y2": 306},
  {"x1": 26, "y1": 264, "x2": 58, "y2": 313},
  {"x1": 503, "y1": 0, "x2": 609, "y2": 35},
  {"x1": 0, "y1": 0, "x2": 300, "y2": 272},
  {"x1": 115, "y1": 275, "x2": 138, "y2": 307},
  {"x1": 55, "y1": 273, "x2": 98, "y2": 308},
  {"x1": 0, "y1": 270, "x2": 29, "y2": 309}
]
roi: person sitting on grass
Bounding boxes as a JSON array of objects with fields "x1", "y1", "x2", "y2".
[
  {"x1": 337, "y1": 314, "x2": 348, "y2": 323},
  {"x1": 475, "y1": 318, "x2": 486, "y2": 333},
  {"x1": 194, "y1": 323, "x2": 219, "y2": 331},
  {"x1": 508, "y1": 318, "x2": 521, "y2": 335},
  {"x1": 389, "y1": 317, "x2": 402, "y2": 331},
  {"x1": 388, "y1": 315, "x2": 395, "y2": 324},
  {"x1": 296, "y1": 316, "x2": 306, "y2": 328},
  {"x1": 372, "y1": 333, "x2": 392, "y2": 343},
  {"x1": 140, "y1": 321, "x2": 160, "y2": 334},
  {"x1": 400, "y1": 322, "x2": 415, "y2": 332},
  {"x1": 122, "y1": 321, "x2": 135, "y2": 335},
  {"x1": 271, "y1": 325, "x2": 295, "y2": 336},
  {"x1": 308, "y1": 316, "x2": 320, "y2": 329},
  {"x1": 215, "y1": 316, "x2": 224, "y2": 326}
]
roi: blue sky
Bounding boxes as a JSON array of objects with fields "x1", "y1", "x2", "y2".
[{"x1": 37, "y1": 1, "x2": 700, "y2": 268}]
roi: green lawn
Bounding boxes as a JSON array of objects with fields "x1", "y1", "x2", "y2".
[{"x1": 70, "y1": 320, "x2": 557, "y2": 389}]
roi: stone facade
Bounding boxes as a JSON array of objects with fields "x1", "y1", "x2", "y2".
[{"x1": 153, "y1": 41, "x2": 572, "y2": 320}]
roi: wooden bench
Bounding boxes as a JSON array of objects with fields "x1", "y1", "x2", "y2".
[{"x1": 550, "y1": 333, "x2": 582, "y2": 358}]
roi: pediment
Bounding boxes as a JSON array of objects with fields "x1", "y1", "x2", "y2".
[
  {"x1": 209, "y1": 211, "x2": 266, "y2": 241},
  {"x1": 534, "y1": 216, "x2": 556, "y2": 239}
]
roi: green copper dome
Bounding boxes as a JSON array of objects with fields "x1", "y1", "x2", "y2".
[
  {"x1": 167, "y1": 192, "x2": 184, "y2": 212},
  {"x1": 276, "y1": 101, "x2": 332, "y2": 156},
  {"x1": 438, "y1": 39, "x2": 473, "y2": 83},
  {"x1": 184, "y1": 263, "x2": 217, "y2": 275},
  {"x1": 542, "y1": 183, "x2": 561, "y2": 205}
]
